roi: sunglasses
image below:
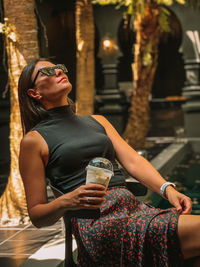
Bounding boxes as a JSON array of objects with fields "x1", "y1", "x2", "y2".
[{"x1": 32, "y1": 64, "x2": 68, "y2": 87}]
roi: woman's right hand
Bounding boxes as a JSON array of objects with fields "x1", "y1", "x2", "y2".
[{"x1": 59, "y1": 184, "x2": 107, "y2": 210}]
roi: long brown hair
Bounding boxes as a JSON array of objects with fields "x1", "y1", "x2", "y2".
[{"x1": 18, "y1": 58, "x2": 75, "y2": 135}]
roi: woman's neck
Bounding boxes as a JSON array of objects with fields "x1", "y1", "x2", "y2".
[{"x1": 42, "y1": 98, "x2": 69, "y2": 110}]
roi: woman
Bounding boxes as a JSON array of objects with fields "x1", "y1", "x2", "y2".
[{"x1": 18, "y1": 58, "x2": 200, "y2": 266}]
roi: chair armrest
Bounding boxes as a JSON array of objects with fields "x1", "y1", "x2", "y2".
[{"x1": 126, "y1": 177, "x2": 147, "y2": 196}]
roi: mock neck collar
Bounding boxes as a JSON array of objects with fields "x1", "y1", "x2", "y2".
[{"x1": 47, "y1": 105, "x2": 75, "y2": 117}]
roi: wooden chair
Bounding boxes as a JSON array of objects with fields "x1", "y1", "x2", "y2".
[
  {"x1": 49, "y1": 183, "x2": 101, "y2": 267},
  {"x1": 49, "y1": 184, "x2": 77, "y2": 267},
  {"x1": 49, "y1": 181, "x2": 147, "y2": 267}
]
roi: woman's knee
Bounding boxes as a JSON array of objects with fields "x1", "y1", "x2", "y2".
[{"x1": 178, "y1": 214, "x2": 200, "y2": 259}]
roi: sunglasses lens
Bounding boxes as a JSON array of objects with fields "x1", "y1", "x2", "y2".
[
  {"x1": 40, "y1": 67, "x2": 56, "y2": 76},
  {"x1": 40, "y1": 65, "x2": 68, "y2": 76},
  {"x1": 57, "y1": 64, "x2": 68, "y2": 73}
]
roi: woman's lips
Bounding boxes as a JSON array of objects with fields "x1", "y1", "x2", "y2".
[{"x1": 58, "y1": 77, "x2": 68, "y2": 83}]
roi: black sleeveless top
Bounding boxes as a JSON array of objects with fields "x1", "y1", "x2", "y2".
[{"x1": 33, "y1": 105, "x2": 126, "y2": 194}]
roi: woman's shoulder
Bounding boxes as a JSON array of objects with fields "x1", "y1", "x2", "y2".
[
  {"x1": 91, "y1": 114, "x2": 107, "y2": 125},
  {"x1": 20, "y1": 130, "x2": 49, "y2": 165},
  {"x1": 91, "y1": 115, "x2": 112, "y2": 129},
  {"x1": 20, "y1": 130, "x2": 44, "y2": 151}
]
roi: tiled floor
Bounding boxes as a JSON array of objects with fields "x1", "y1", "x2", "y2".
[
  {"x1": 0, "y1": 186, "x2": 67, "y2": 267},
  {"x1": 0, "y1": 220, "x2": 64, "y2": 267}
]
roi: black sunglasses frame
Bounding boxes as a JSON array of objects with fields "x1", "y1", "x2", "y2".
[{"x1": 32, "y1": 64, "x2": 68, "y2": 88}]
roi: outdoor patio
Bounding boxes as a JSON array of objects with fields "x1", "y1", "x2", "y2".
[{"x1": 0, "y1": 1, "x2": 200, "y2": 266}]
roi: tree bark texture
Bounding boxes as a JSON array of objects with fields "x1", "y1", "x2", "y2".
[
  {"x1": 75, "y1": 0, "x2": 95, "y2": 115},
  {"x1": 0, "y1": 0, "x2": 39, "y2": 225},
  {"x1": 123, "y1": 3, "x2": 161, "y2": 148}
]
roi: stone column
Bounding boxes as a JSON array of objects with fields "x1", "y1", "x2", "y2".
[
  {"x1": 182, "y1": 59, "x2": 200, "y2": 137},
  {"x1": 94, "y1": 5, "x2": 129, "y2": 134}
]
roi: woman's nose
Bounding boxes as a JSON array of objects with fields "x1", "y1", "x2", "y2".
[{"x1": 55, "y1": 68, "x2": 62, "y2": 76}]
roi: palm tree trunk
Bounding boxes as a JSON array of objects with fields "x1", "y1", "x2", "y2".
[
  {"x1": 75, "y1": 0, "x2": 95, "y2": 115},
  {"x1": 0, "y1": 0, "x2": 39, "y2": 225},
  {"x1": 123, "y1": 3, "x2": 160, "y2": 148}
]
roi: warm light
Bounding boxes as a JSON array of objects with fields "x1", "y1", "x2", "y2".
[
  {"x1": 97, "y1": 34, "x2": 120, "y2": 59},
  {"x1": 100, "y1": 37, "x2": 118, "y2": 56},
  {"x1": 78, "y1": 40, "x2": 84, "y2": 52},
  {"x1": 103, "y1": 39, "x2": 112, "y2": 49}
]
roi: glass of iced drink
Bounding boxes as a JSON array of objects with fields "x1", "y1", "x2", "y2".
[{"x1": 86, "y1": 157, "x2": 114, "y2": 190}]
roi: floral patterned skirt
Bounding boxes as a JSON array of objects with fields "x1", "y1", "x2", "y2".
[{"x1": 71, "y1": 186, "x2": 183, "y2": 267}]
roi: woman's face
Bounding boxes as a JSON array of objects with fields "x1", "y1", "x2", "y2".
[{"x1": 30, "y1": 61, "x2": 72, "y2": 104}]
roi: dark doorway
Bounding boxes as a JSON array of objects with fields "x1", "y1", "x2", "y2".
[
  {"x1": 149, "y1": 8, "x2": 185, "y2": 137},
  {"x1": 152, "y1": 8, "x2": 185, "y2": 98},
  {"x1": 117, "y1": 15, "x2": 135, "y2": 83}
]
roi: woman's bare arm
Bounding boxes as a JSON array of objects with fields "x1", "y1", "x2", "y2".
[
  {"x1": 92, "y1": 115, "x2": 192, "y2": 214},
  {"x1": 92, "y1": 115, "x2": 167, "y2": 192},
  {"x1": 19, "y1": 131, "x2": 66, "y2": 227}
]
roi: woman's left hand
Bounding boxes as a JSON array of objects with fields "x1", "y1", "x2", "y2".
[{"x1": 165, "y1": 186, "x2": 192, "y2": 214}]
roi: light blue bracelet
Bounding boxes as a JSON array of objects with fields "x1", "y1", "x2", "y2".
[{"x1": 160, "y1": 182, "x2": 176, "y2": 199}]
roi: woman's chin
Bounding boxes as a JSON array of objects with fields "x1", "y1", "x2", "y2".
[
  {"x1": 59, "y1": 82, "x2": 72, "y2": 95},
  {"x1": 66, "y1": 82, "x2": 72, "y2": 94}
]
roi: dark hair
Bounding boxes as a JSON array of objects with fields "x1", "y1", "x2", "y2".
[{"x1": 18, "y1": 58, "x2": 75, "y2": 135}]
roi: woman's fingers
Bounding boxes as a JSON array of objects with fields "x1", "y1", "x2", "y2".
[
  {"x1": 63, "y1": 184, "x2": 107, "y2": 210},
  {"x1": 167, "y1": 189, "x2": 192, "y2": 215},
  {"x1": 180, "y1": 197, "x2": 192, "y2": 214},
  {"x1": 73, "y1": 196, "x2": 105, "y2": 210},
  {"x1": 82, "y1": 183, "x2": 106, "y2": 192},
  {"x1": 82, "y1": 190, "x2": 106, "y2": 198},
  {"x1": 79, "y1": 196, "x2": 106, "y2": 209},
  {"x1": 84, "y1": 196, "x2": 105, "y2": 205},
  {"x1": 76, "y1": 184, "x2": 107, "y2": 198}
]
